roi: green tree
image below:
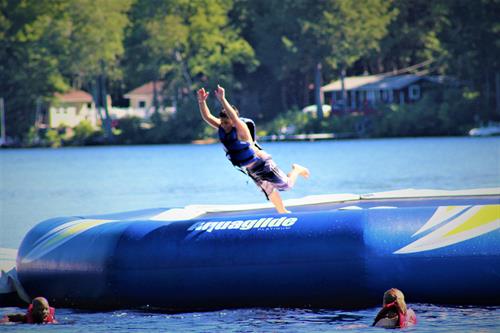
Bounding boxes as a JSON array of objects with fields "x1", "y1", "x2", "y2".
[
  {"x1": 0, "y1": 0, "x2": 131, "y2": 141},
  {"x1": 234, "y1": 0, "x2": 395, "y2": 118},
  {"x1": 61, "y1": 0, "x2": 132, "y2": 139},
  {"x1": 303, "y1": 0, "x2": 396, "y2": 115},
  {"x1": 360, "y1": 0, "x2": 449, "y2": 74},
  {"x1": 233, "y1": 0, "x2": 312, "y2": 118},
  {"x1": 71, "y1": 120, "x2": 100, "y2": 145},
  {"x1": 0, "y1": 0, "x2": 68, "y2": 140},
  {"x1": 115, "y1": 116, "x2": 146, "y2": 144},
  {"x1": 123, "y1": 0, "x2": 188, "y2": 94},
  {"x1": 440, "y1": 0, "x2": 500, "y2": 122},
  {"x1": 124, "y1": 0, "x2": 257, "y2": 142}
]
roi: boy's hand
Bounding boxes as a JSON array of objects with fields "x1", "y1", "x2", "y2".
[
  {"x1": 197, "y1": 88, "x2": 209, "y2": 103},
  {"x1": 214, "y1": 84, "x2": 225, "y2": 101}
]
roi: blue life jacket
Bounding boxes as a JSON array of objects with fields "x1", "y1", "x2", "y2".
[{"x1": 218, "y1": 127, "x2": 259, "y2": 167}]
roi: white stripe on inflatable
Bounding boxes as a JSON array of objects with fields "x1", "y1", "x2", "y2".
[
  {"x1": 361, "y1": 187, "x2": 500, "y2": 200},
  {"x1": 149, "y1": 188, "x2": 500, "y2": 221},
  {"x1": 339, "y1": 206, "x2": 363, "y2": 210},
  {"x1": 412, "y1": 205, "x2": 470, "y2": 236},
  {"x1": 149, "y1": 207, "x2": 207, "y2": 221},
  {"x1": 395, "y1": 206, "x2": 500, "y2": 254},
  {"x1": 150, "y1": 193, "x2": 361, "y2": 221},
  {"x1": 150, "y1": 187, "x2": 500, "y2": 221}
]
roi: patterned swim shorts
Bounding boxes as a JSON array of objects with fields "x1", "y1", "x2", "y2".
[{"x1": 245, "y1": 157, "x2": 291, "y2": 200}]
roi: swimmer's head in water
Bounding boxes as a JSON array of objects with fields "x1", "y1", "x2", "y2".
[
  {"x1": 383, "y1": 288, "x2": 407, "y2": 315},
  {"x1": 31, "y1": 297, "x2": 50, "y2": 324}
]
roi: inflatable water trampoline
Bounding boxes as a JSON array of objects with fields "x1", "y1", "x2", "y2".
[{"x1": 16, "y1": 188, "x2": 500, "y2": 310}]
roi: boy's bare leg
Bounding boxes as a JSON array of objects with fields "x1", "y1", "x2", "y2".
[
  {"x1": 287, "y1": 163, "x2": 310, "y2": 187},
  {"x1": 269, "y1": 190, "x2": 291, "y2": 214}
]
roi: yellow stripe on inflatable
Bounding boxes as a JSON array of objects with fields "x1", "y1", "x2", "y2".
[
  {"x1": 412, "y1": 205, "x2": 469, "y2": 236},
  {"x1": 21, "y1": 219, "x2": 118, "y2": 263},
  {"x1": 445, "y1": 205, "x2": 500, "y2": 237},
  {"x1": 42, "y1": 220, "x2": 111, "y2": 248}
]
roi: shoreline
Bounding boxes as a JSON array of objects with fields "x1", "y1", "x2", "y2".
[{"x1": 0, "y1": 134, "x2": 495, "y2": 149}]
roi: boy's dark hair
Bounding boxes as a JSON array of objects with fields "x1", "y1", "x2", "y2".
[{"x1": 219, "y1": 105, "x2": 239, "y2": 118}]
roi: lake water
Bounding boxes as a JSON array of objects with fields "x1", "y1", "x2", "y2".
[{"x1": 1, "y1": 137, "x2": 499, "y2": 331}]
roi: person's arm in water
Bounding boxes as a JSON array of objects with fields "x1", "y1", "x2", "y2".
[
  {"x1": 214, "y1": 85, "x2": 253, "y2": 142},
  {"x1": 197, "y1": 88, "x2": 220, "y2": 129},
  {"x1": 1, "y1": 313, "x2": 27, "y2": 323}
]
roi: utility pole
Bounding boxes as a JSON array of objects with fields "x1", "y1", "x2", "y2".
[
  {"x1": 152, "y1": 79, "x2": 159, "y2": 116},
  {"x1": 340, "y1": 67, "x2": 347, "y2": 113},
  {"x1": 94, "y1": 60, "x2": 112, "y2": 141},
  {"x1": 0, "y1": 97, "x2": 5, "y2": 145},
  {"x1": 175, "y1": 50, "x2": 193, "y2": 91},
  {"x1": 35, "y1": 97, "x2": 41, "y2": 129}
]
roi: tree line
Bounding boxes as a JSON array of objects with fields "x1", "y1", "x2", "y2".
[{"x1": 1, "y1": 0, "x2": 499, "y2": 144}]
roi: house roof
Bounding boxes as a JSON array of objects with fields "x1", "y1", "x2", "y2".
[
  {"x1": 55, "y1": 90, "x2": 93, "y2": 103},
  {"x1": 321, "y1": 74, "x2": 431, "y2": 92},
  {"x1": 124, "y1": 81, "x2": 165, "y2": 98}
]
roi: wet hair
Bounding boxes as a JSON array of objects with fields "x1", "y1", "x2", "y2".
[
  {"x1": 372, "y1": 288, "x2": 408, "y2": 327},
  {"x1": 383, "y1": 288, "x2": 407, "y2": 314}
]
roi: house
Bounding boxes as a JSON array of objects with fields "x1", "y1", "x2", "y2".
[
  {"x1": 321, "y1": 74, "x2": 444, "y2": 113},
  {"x1": 49, "y1": 90, "x2": 99, "y2": 128},
  {"x1": 47, "y1": 81, "x2": 177, "y2": 130},
  {"x1": 120, "y1": 81, "x2": 174, "y2": 119}
]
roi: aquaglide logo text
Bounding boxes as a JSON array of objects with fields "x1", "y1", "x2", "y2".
[{"x1": 187, "y1": 216, "x2": 298, "y2": 233}]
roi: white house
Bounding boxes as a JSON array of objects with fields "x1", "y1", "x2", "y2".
[
  {"x1": 121, "y1": 81, "x2": 175, "y2": 119},
  {"x1": 49, "y1": 90, "x2": 99, "y2": 128},
  {"x1": 48, "y1": 82, "x2": 176, "y2": 130}
]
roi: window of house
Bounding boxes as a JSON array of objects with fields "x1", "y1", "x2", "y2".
[
  {"x1": 381, "y1": 89, "x2": 392, "y2": 103},
  {"x1": 350, "y1": 91, "x2": 356, "y2": 109},
  {"x1": 409, "y1": 85, "x2": 421, "y2": 100},
  {"x1": 367, "y1": 90, "x2": 375, "y2": 103},
  {"x1": 138, "y1": 100, "x2": 146, "y2": 108}
]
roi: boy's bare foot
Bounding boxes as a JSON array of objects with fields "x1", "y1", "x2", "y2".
[{"x1": 292, "y1": 164, "x2": 310, "y2": 178}]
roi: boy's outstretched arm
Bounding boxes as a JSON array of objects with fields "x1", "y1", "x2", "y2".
[
  {"x1": 214, "y1": 85, "x2": 253, "y2": 142},
  {"x1": 197, "y1": 88, "x2": 220, "y2": 129}
]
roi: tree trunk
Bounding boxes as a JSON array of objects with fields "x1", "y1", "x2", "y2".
[
  {"x1": 485, "y1": 71, "x2": 491, "y2": 120},
  {"x1": 315, "y1": 62, "x2": 323, "y2": 119},
  {"x1": 495, "y1": 71, "x2": 500, "y2": 117},
  {"x1": 303, "y1": 72, "x2": 310, "y2": 108},
  {"x1": 152, "y1": 79, "x2": 159, "y2": 114},
  {"x1": 100, "y1": 73, "x2": 112, "y2": 141},
  {"x1": 0, "y1": 97, "x2": 5, "y2": 143}
]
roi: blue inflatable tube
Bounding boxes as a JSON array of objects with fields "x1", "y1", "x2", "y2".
[{"x1": 16, "y1": 189, "x2": 500, "y2": 310}]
